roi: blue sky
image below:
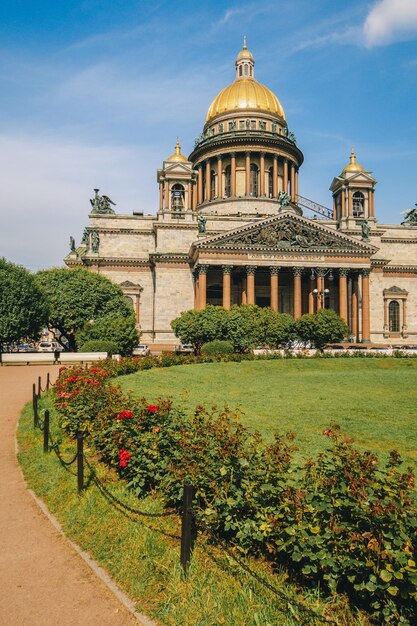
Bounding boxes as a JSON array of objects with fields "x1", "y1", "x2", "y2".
[{"x1": 0, "y1": 0, "x2": 416, "y2": 269}]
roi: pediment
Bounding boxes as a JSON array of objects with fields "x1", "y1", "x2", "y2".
[
  {"x1": 163, "y1": 161, "x2": 192, "y2": 175},
  {"x1": 383, "y1": 285, "x2": 408, "y2": 295},
  {"x1": 194, "y1": 212, "x2": 377, "y2": 254}
]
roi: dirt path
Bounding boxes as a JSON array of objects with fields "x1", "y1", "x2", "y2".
[{"x1": 0, "y1": 365, "x2": 141, "y2": 626}]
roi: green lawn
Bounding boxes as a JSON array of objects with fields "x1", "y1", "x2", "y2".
[{"x1": 119, "y1": 358, "x2": 417, "y2": 466}]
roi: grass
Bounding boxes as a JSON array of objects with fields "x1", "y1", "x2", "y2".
[
  {"x1": 119, "y1": 358, "x2": 417, "y2": 467},
  {"x1": 18, "y1": 395, "x2": 363, "y2": 626}
]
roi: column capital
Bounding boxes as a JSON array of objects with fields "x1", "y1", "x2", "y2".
[
  {"x1": 269, "y1": 266, "x2": 281, "y2": 275},
  {"x1": 245, "y1": 265, "x2": 257, "y2": 275},
  {"x1": 245, "y1": 151, "x2": 251, "y2": 156},
  {"x1": 361, "y1": 269, "x2": 371, "y2": 278},
  {"x1": 339, "y1": 268, "x2": 349, "y2": 277},
  {"x1": 273, "y1": 153, "x2": 278, "y2": 161},
  {"x1": 222, "y1": 265, "x2": 233, "y2": 275},
  {"x1": 198, "y1": 264, "x2": 209, "y2": 275},
  {"x1": 230, "y1": 151, "x2": 236, "y2": 158},
  {"x1": 293, "y1": 267, "x2": 304, "y2": 277},
  {"x1": 217, "y1": 154, "x2": 222, "y2": 160},
  {"x1": 316, "y1": 268, "x2": 327, "y2": 277}
]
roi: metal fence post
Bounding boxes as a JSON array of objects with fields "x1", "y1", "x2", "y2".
[
  {"x1": 46, "y1": 372, "x2": 50, "y2": 391},
  {"x1": 77, "y1": 433, "x2": 84, "y2": 494},
  {"x1": 180, "y1": 481, "x2": 196, "y2": 574},
  {"x1": 33, "y1": 384, "x2": 38, "y2": 428},
  {"x1": 38, "y1": 376, "x2": 41, "y2": 398},
  {"x1": 43, "y1": 410, "x2": 50, "y2": 453}
]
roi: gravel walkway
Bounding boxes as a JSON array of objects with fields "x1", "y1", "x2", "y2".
[{"x1": 0, "y1": 365, "x2": 140, "y2": 626}]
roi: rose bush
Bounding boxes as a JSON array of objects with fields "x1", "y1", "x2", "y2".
[{"x1": 53, "y1": 365, "x2": 417, "y2": 623}]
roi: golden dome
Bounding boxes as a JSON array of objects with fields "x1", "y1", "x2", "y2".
[
  {"x1": 166, "y1": 139, "x2": 188, "y2": 163},
  {"x1": 342, "y1": 148, "x2": 365, "y2": 174},
  {"x1": 206, "y1": 78, "x2": 285, "y2": 123}
]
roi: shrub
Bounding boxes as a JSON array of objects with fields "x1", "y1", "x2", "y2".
[
  {"x1": 53, "y1": 364, "x2": 417, "y2": 622},
  {"x1": 201, "y1": 340, "x2": 234, "y2": 355},
  {"x1": 78, "y1": 339, "x2": 119, "y2": 355}
]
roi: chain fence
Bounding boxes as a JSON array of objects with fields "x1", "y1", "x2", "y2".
[{"x1": 32, "y1": 372, "x2": 339, "y2": 626}]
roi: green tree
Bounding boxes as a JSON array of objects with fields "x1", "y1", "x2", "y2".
[
  {"x1": 294, "y1": 309, "x2": 348, "y2": 351},
  {"x1": 0, "y1": 258, "x2": 48, "y2": 351},
  {"x1": 35, "y1": 268, "x2": 135, "y2": 351},
  {"x1": 77, "y1": 314, "x2": 139, "y2": 356},
  {"x1": 258, "y1": 308, "x2": 295, "y2": 348},
  {"x1": 171, "y1": 305, "x2": 228, "y2": 354},
  {"x1": 224, "y1": 304, "x2": 264, "y2": 352}
]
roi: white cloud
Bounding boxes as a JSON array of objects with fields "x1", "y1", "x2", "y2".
[{"x1": 364, "y1": 0, "x2": 417, "y2": 47}]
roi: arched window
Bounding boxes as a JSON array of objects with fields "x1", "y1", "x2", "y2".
[
  {"x1": 250, "y1": 164, "x2": 258, "y2": 197},
  {"x1": 352, "y1": 191, "x2": 365, "y2": 217},
  {"x1": 250, "y1": 66, "x2": 253, "y2": 77},
  {"x1": 244, "y1": 64, "x2": 248, "y2": 76},
  {"x1": 224, "y1": 165, "x2": 231, "y2": 197},
  {"x1": 210, "y1": 170, "x2": 216, "y2": 199},
  {"x1": 268, "y1": 167, "x2": 273, "y2": 198},
  {"x1": 389, "y1": 301, "x2": 400, "y2": 332},
  {"x1": 239, "y1": 65, "x2": 243, "y2": 77},
  {"x1": 171, "y1": 184, "x2": 184, "y2": 212}
]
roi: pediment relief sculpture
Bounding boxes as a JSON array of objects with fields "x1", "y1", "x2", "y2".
[{"x1": 203, "y1": 218, "x2": 366, "y2": 251}]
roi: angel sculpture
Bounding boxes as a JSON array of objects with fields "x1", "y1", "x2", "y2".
[
  {"x1": 401, "y1": 204, "x2": 417, "y2": 226},
  {"x1": 278, "y1": 191, "x2": 291, "y2": 207},
  {"x1": 90, "y1": 189, "x2": 116, "y2": 214}
]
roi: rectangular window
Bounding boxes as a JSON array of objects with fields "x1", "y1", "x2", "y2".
[{"x1": 250, "y1": 120, "x2": 256, "y2": 130}]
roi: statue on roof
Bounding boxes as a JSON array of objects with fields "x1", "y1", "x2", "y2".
[
  {"x1": 90, "y1": 189, "x2": 116, "y2": 214},
  {"x1": 197, "y1": 215, "x2": 207, "y2": 234},
  {"x1": 69, "y1": 236, "x2": 76, "y2": 252},
  {"x1": 278, "y1": 191, "x2": 291, "y2": 207},
  {"x1": 401, "y1": 204, "x2": 417, "y2": 225},
  {"x1": 361, "y1": 219, "x2": 370, "y2": 241}
]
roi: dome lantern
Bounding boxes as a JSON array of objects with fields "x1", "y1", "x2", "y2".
[{"x1": 235, "y1": 35, "x2": 255, "y2": 80}]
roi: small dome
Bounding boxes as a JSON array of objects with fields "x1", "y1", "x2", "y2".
[
  {"x1": 166, "y1": 140, "x2": 188, "y2": 163},
  {"x1": 342, "y1": 148, "x2": 365, "y2": 174},
  {"x1": 237, "y1": 36, "x2": 254, "y2": 61},
  {"x1": 206, "y1": 79, "x2": 285, "y2": 123}
]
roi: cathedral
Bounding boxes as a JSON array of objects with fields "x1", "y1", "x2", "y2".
[{"x1": 65, "y1": 41, "x2": 417, "y2": 347}]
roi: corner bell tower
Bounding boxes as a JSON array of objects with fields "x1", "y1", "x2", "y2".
[
  {"x1": 157, "y1": 140, "x2": 197, "y2": 214},
  {"x1": 330, "y1": 148, "x2": 377, "y2": 231}
]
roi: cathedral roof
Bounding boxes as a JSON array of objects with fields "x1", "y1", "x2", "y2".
[
  {"x1": 342, "y1": 148, "x2": 365, "y2": 174},
  {"x1": 205, "y1": 42, "x2": 285, "y2": 123},
  {"x1": 166, "y1": 139, "x2": 188, "y2": 163}
]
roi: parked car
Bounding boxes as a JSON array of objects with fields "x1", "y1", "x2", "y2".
[
  {"x1": 17, "y1": 343, "x2": 37, "y2": 352},
  {"x1": 38, "y1": 341, "x2": 62, "y2": 353},
  {"x1": 132, "y1": 344, "x2": 151, "y2": 356},
  {"x1": 174, "y1": 344, "x2": 194, "y2": 355}
]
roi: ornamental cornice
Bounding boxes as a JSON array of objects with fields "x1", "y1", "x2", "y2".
[
  {"x1": 150, "y1": 253, "x2": 191, "y2": 265},
  {"x1": 90, "y1": 228, "x2": 154, "y2": 235},
  {"x1": 383, "y1": 265, "x2": 417, "y2": 273},
  {"x1": 189, "y1": 133, "x2": 303, "y2": 166},
  {"x1": 380, "y1": 238, "x2": 417, "y2": 244},
  {"x1": 83, "y1": 257, "x2": 151, "y2": 267},
  {"x1": 154, "y1": 222, "x2": 198, "y2": 230}
]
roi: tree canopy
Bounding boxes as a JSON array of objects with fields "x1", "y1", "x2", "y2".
[
  {"x1": 294, "y1": 309, "x2": 348, "y2": 350},
  {"x1": 35, "y1": 268, "x2": 135, "y2": 351},
  {"x1": 0, "y1": 258, "x2": 48, "y2": 350},
  {"x1": 172, "y1": 304, "x2": 348, "y2": 354},
  {"x1": 171, "y1": 305, "x2": 228, "y2": 354},
  {"x1": 77, "y1": 314, "x2": 139, "y2": 356}
]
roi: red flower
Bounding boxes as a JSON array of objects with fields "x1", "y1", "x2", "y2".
[
  {"x1": 153, "y1": 426, "x2": 160, "y2": 433},
  {"x1": 60, "y1": 402, "x2": 67, "y2": 407},
  {"x1": 66, "y1": 376, "x2": 77, "y2": 383},
  {"x1": 146, "y1": 405, "x2": 159, "y2": 413},
  {"x1": 118, "y1": 449, "x2": 132, "y2": 467},
  {"x1": 86, "y1": 378, "x2": 93, "y2": 383},
  {"x1": 117, "y1": 410, "x2": 134, "y2": 420},
  {"x1": 93, "y1": 380, "x2": 100, "y2": 386}
]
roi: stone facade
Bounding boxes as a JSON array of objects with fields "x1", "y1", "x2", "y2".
[{"x1": 65, "y1": 43, "x2": 417, "y2": 346}]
